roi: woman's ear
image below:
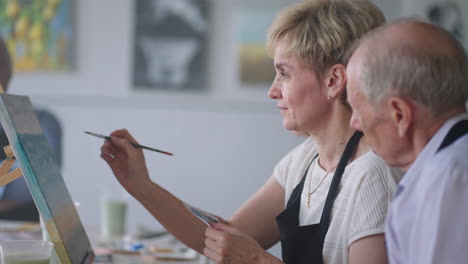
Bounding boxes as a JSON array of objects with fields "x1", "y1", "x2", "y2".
[{"x1": 324, "y1": 64, "x2": 347, "y2": 99}]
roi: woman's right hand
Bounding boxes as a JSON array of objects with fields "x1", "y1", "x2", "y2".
[{"x1": 100, "y1": 129, "x2": 151, "y2": 195}]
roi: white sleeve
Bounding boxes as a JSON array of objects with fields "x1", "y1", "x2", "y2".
[
  {"x1": 272, "y1": 149, "x2": 294, "y2": 188},
  {"x1": 414, "y1": 162, "x2": 468, "y2": 264},
  {"x1": 272, "y1": 138, "x2": 315, "y2": 189},
  {"x1": 347, "y1": 161, "x2": 398, "y2": 245}
]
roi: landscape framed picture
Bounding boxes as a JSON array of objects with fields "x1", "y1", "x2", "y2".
[{"x1": 234, "y1": 7, "x2": 278, "y2": 86}]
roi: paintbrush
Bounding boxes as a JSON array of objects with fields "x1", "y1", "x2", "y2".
[{"x1": 84, "y1": 131, "x2": 173, "y2": 156}]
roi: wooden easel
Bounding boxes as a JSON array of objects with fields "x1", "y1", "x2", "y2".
[
  {"x1": 0, "y1": 145, "x2": 23, "y2": 186},
  {"x1": 0, "y1": 85, "x2": 23, "y2": 187}
]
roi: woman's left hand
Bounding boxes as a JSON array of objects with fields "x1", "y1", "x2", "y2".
[{"x1": 204, "y1": 223, "x2": 267, "y2": 264}]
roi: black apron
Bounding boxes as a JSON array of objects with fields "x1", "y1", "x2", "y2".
[
  {"x1": 276, "y1": 131, "x2": 363, "y2": 264},
  {"x1": 437, "y1": 120, "x2": 468, "y2": 152}
]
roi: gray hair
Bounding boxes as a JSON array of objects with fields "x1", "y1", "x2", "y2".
[{"x1": 357, "y1": 19, "x2": 468, "y2": 117}]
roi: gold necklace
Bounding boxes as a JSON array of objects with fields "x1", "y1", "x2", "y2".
[{"x1": 306, "y1": 159, "x2": 337, "y2": 208}]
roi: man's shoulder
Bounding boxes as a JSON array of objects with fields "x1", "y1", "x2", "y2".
[
  {"x1": 433, "y1": 135, "x2": 468, "y2": 169},
  {"x1": 420, "y1": 135, "x2": 468, "y2": 187}
]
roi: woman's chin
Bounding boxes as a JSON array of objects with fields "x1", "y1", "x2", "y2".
[
  {"x1": 283, "y1": 121, "x2": 298, "y2": 132},
  {"x1": 291, "y1": 130, "x2": 309, "y2": 137}
]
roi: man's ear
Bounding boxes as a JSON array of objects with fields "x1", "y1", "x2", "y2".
[
  {"x1": 324, "y1": 64, "x2": 346, "y2": 99},
  {"x1": 388, "y1": 97, "x2": 413, "y2": 137}
]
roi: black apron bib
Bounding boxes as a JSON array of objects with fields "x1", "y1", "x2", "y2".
[
  {"x1": 437, "y1": 120, "x2": 468, "y2": 152},
  {"x1": 276, "y1": 131, "x2": 363, "y2": 264}
]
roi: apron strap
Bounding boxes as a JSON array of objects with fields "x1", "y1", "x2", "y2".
[
  {"x1": 437, "y1": 120, "x2": 468, "y2": 153},
  {"x1": 319, "y1": 131, "x2": 363, "y2": 229},
  {"x1": 286, "y1": 154, "x2": 319, "y2": 209}
]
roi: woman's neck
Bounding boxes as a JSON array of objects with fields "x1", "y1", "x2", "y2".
[{"x1": 307, "y1": 105, "x2": 356, "y2": 172}]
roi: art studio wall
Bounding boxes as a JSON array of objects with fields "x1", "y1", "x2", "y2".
[{"x1": 7, "y1": 0, "x2": 403, "y2": 256}]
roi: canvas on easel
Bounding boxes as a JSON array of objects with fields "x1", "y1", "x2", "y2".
[{"x1": 0, "y1": 94, "x2": 94, "y2": 264}]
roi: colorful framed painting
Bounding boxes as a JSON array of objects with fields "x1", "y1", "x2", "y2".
[
  {"x1": 0, "y1": 0, "x2": 74, "y2": 72},
  {"x1": 0, "y1": 94, "x2": 93, "y2": 264},
  {"x1": 133, "y1": 0, "x2": 210, "y2": 91}
]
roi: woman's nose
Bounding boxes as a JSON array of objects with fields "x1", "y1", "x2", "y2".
[{"x1": 268, "y1": 79, "x2": 281, "y2": 99}]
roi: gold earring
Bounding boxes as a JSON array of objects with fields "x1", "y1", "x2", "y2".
[{"x1": 327, "y1": 96, "x2": 333, "y2": 103}]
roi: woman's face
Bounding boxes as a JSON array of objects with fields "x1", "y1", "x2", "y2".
[{"x1": 268, "y1": 40, "x2": 328, "y2": 132}]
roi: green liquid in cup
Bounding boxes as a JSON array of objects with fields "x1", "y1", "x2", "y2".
[
  {"x1": 3, "y1": 256, "x2": 50, "y2": 264},
  {"x1": 101, "y1": 199, "x2": 127, "y2": 238}
]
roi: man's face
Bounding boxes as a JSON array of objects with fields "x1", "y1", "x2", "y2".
[{"x1": 347, "y1": 54, "x2": 404, "y2": 168}]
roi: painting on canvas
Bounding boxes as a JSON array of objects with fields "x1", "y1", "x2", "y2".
[{"x1": 0, "y1": 94, "x2": 93, "y2": 264}]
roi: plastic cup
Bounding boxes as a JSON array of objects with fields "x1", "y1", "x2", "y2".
[
  {"x1": 100, "y1": 191, "x2": 128, "y2": 241},
  {"x1": 39, "y1": 216, "x2": 60, "y2": 264},
  {"x1": 0, "y1": 240, "x2": 53, "y2": 264}
]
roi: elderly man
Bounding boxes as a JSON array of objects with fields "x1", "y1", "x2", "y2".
[{"x1": 346, "y1": 19, "x2": 468, "y2": 263}]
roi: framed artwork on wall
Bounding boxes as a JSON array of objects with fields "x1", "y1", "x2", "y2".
[
  {"x1": 234, "y1": 7, "x2": 277, "y2": 86},
  {"x1": 0, "y1": 0, "x2": 74, "y2": 72},
  {"x1": 402, "y1": 0, "x2": 468, "y2": 49},
  {"x1": 133, "y1": 0, "x2": 210, "y2": 91}
]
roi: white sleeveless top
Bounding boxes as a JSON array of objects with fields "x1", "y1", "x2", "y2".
[{"x1": 274, "y1": 137, "x2": 401, "y2": 264}]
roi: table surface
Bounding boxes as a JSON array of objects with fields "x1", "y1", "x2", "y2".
[{"x1": 0, "y1": 220, "x2": 210, "y2": 264}]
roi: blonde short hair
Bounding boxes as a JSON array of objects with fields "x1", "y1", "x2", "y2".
[{"x1": 267, "y1": 0, "x2": 385, "y2": 77}]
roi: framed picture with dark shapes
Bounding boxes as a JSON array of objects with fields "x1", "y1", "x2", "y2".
[
  {"x1": 132, "y1": 0, "x2": 210, "y2": 91},
  {"x1": 402, "y1": 0, "x2": 468, "y2": 50}
]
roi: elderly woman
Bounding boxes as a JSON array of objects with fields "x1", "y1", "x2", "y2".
[{"x1": 100, "y1": 0, "x2": 400, "y2": 263}]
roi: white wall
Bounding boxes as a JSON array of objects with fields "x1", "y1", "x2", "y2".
[
  {"x1": 10, "y1": 0, "x2": 306, "y2": 234},
  {"x1": 8, "y1": 0, "x2": 402, "y2": 256}
]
